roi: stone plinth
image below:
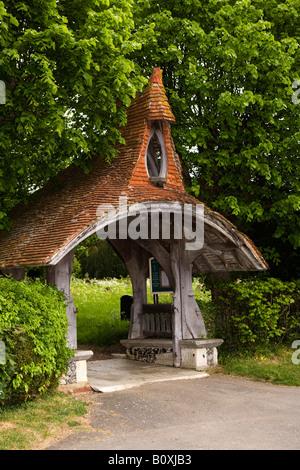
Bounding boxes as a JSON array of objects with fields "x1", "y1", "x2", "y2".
[
  {"x1": 179, "y1": 339, "x2": 223, "y2": 371},
  {"x1": 59, "y1": 350, "x2": 94, "y2": 385}
]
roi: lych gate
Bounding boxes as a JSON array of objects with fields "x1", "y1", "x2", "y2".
[{"x1": 0, "y1": 68, "x2": 268, "y2": 385}]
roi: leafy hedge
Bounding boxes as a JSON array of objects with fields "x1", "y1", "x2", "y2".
[
  {"x1": 0, "y1": 277, "x2": 73, "y2": 405},
  {"x1": 210, "y1": 278, "x2": 300, "y2": 352}
]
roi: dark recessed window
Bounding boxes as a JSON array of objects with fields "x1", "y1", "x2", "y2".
[{"x1": 146, "y1": 122, "x2": 167, "y2": 186}]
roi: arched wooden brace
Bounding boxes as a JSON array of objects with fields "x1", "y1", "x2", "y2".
[
  {"x1": 135, "y1": 239, "x2": 207, "y2": 340},
  {"x1": 133, "y1": 238, "x2": 175, "y2": 291}
]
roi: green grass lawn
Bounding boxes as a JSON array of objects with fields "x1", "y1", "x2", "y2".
[
  {"x1": 0, "y1": 391, "x2": 89, "y2": 450},
  {"x1": 217, "y1": 345, "x2": 300, "y2": 386},
  {"x1": 71, "y1": 277, "x2": 132, "y2": 345}
]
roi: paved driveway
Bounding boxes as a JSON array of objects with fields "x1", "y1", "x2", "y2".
[{"x1": 47, "y1": 374, "x2": 299, "y2": 450}]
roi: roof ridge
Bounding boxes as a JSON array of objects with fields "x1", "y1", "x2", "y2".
[{"x1": 149, "y1": 67, "x2": 163, "y2": 86}]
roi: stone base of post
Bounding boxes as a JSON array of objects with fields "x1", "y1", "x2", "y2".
[
  {"x1": 179, "y1": 339, "x2": 224, "y2": 371},
  {"x1": 59, "y1": 350, "x2": 93, "y2": 386}
]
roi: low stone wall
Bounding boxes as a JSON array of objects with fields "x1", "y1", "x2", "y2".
[
  {"x1": 60, "y1": 359, "x2": 77, "y2": 385},
  {"x1": 126, "y1": 346, "x2": 173, "y2": 365},
  {"x1": 121, "y1": 339, "x2": 173, "y2": 366},
  {"x1": 120, "y1": 338, "x2": 223, "y2": 370}
]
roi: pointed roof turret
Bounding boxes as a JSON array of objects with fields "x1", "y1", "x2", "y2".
[
  {"x1": 129, "y1": 67, "x2": 175, "y2": 124},
  {"x1": 149, "y1": 67, "x2": 164, "y2": 86},
  {"x1": 148, "y1": 67, "x2": 175, "y2": 122}
]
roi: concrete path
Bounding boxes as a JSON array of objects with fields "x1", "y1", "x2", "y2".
[
  {"x1": 47, "y1": 357, "x2": 300, "y2": 451},
  {"x1": 87, "y1": 357, "x2": 208, "y2": 392}
]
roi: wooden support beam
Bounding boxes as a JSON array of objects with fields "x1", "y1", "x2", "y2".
[
  {"x1": 110, "y1": 239, "x2": 149, "y2": 339},
  {"x1": 134, "y1": 238, "x2": 175, "y2": 290},
  {"x1": 201, "y1": 253, "x2": 218, "y2": 272},
  {"x1": 219, "y1": 253, "x2": 229, "y2": 269},
  {"x1": 46, "y1": 250, "x2": 76, "y2": 350},
  {"x1": 233, "y1": 247, "x2": 255, "y2": 270},
  {"x1": 193, "y1": 258, "x2": 208, "y2": 274},
  {"x1": 170, "y1": 241, "x2": 183, "y2": 367},
  {"x1": 171, "y1": 239, "x2": 207, "y2": 367}
]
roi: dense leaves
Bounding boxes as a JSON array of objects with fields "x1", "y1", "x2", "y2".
[
  {"x1": 0, "y1": 277, "x2": 72, "y2": 404},
  {"x1": 0, "y1": 0, "x2": 144, "y2": 228},
  {"x1": 210, "y1": 277, "x2": 300, "y2": 352},
  {"x1": 131, "y1": 0, "x2": 300, "y2": 277},
  {"x1": 74, "y1": 237, "x2": 128, "y2": 279}
]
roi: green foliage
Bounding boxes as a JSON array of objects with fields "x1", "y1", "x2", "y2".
[
  {"x1": 0, "y1": 0, "x2": 145, "y2": 228},
  {"x1": 85, "y1": 240, "x2": 128, "y2": 279},
  {"x1": 131, "y1": 0, "x2": 300, "y2": 278},
  {"x1": 74, "y1": 236, "x2": 128, "y2": 279},
  {"x1": 211, "y1": 278, "x2": 300, "y2": 352},
  {"x1": 0, "y1": 277, "x2": 73, "y2": 405},
  {"x1": 71, "y1": 277, "x2": 131, "y2": 345}
]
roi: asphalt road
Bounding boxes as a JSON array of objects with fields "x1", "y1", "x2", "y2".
[{"x1": 47, "y1": 374, "x2": 300, "y2": 451}]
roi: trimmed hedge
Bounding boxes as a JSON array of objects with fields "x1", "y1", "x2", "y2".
[
  {"x1": 0, "y1": 277, "x2": 73, "y2": 405},
  {"x1": 210, "y1": 277, "x2": 300, "y2": 352}
]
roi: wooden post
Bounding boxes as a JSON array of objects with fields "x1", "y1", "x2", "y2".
[
  {"x1": 128, "y1": 245, "x2": 148, "y2": 339},
  {"x1": 171, "y1": 239, "x2": 207, "y2": 367},
  {"x1": 110, "y1": 239, "x2": 148, "y2": 339},
  {"x1": 46, "y1": 250, "x2": 77, "y2": 350},
  {"x1": 170, "y1": 241, "x2": 183, "y2": 367}
]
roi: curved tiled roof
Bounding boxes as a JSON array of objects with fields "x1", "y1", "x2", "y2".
[{"x1": 0, "y1": 68, "x2": 268, "y2": 272}]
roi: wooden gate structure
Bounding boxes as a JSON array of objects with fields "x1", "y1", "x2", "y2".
[{"x1": 0, "y1": 68, "x2": 268, "y2": 383}]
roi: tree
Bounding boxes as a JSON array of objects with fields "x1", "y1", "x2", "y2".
[
  {"x1": 131, "y1": 0, "x2": 300, "y2": 279},
  {"x1": 0, "y1": 0, "x2": 144, "y2": 229}
]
